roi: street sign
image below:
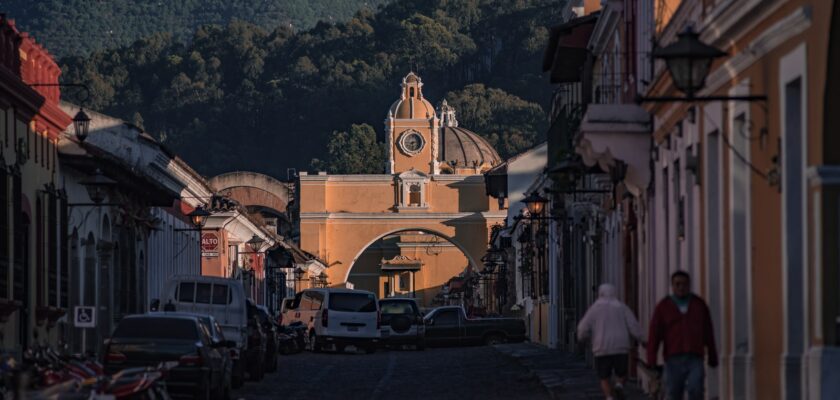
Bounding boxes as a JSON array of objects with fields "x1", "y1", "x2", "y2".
[
  {"x1": 74, "y1": 306, "x2": 96, "y2": 328},
  {"x1": 201, "y1": 232, "x2": 220, "y2": 257}
]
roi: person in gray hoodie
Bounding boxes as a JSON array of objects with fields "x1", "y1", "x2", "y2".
[{"x1": 578, "y1": 283, "x2": 644, "y2": 400}]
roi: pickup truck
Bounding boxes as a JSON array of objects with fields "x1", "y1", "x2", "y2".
[{"x1": 423, "y1": 306, "x2": 527, "y2": 346}]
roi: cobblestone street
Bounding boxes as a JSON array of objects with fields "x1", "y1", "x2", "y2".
[{"x1": 233, "y1": 346, "x2": 551, "y2": 400}]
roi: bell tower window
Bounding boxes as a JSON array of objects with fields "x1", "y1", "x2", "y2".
[
  {"x1": 409, "y1": 184, "x2": 422, "y2": 206},
  {"x1": 409, "y1": 87, "x2": 415, "y2": 97},
  {"x1": 396, "y1": 170, "x2": 429, "y2": 209}
]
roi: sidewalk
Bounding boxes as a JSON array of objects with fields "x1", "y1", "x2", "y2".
[{"x1": 493, "y1": 343, "x2": 647, "y2": 400}]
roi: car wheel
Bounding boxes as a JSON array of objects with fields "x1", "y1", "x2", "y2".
[
  {"x1": 364, "y1": 345, "x2": 376, "y2": 354},
  {"x1": 416, "y1": 339, "x2": 426, "y2": 351},
  {"x1": 484, "y1": 333, "x2": 506, "y2": 346},
  {"x1": 335, "y1": 344, "x2": 346, "y2": 353},
  {"x1": 309, "y1": 331, "x2": 322, "y2": 353}
]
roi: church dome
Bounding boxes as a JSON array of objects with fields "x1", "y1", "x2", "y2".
[
  {"x1": 436, "y1": 99, "x2": 501, "y2": 169},
  {"x1": 439, "y1": 126, "x2": 502, "y2": 169},
  {"x1": 388, "y1": 72, "x2": 436, "y2": 119}
]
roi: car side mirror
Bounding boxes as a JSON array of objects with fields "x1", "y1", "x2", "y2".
[{"x1": 425, "y1": 319, "x2": 434, "y2": 326}]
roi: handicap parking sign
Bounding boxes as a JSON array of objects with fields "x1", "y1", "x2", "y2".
[{"x1": 74, "y1": 306, "x2": 96, "y2": 328}]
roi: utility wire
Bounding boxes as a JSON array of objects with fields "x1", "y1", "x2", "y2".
[{"x1": 703, "y1": 110, "x2": 769, "y2": 180}]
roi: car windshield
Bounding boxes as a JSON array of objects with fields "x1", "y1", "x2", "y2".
[
  {"x1": 380, "y1": 301, "x2": 417, "y2": 315},
  {"x1": 113, "y1": 317, "x2": 198, "y2": 340},
  {"x1": 328, "y1": 293, "x2": 377, "y2": 312}
]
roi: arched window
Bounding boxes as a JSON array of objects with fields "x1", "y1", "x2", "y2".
[
  {"x1": 409, "y1": 87, "x2": 415, "y2": 97},
  {"x1": 409, "y1": 184, "x2": 422, "y2": 206}
]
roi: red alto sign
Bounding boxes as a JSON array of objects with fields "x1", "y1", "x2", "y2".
[{"x1": 201, "y1": 233, "x2": 220, "y2": 257}]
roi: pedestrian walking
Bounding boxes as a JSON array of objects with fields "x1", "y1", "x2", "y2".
[
  {"x1": 578, "y1": 283, "x2": 644, "y2": 400},
  {"x1": 647, "y1": 271, "x2": 718, "y2": 400}
]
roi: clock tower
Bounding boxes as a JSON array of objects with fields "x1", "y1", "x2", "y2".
[{"x1": 385, "y1": 72, "x2": 441, "y2": 174}]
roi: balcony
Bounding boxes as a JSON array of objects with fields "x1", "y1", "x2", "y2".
[{"x1": 576, "y1": 103, "x2": 651, "y2": 195}]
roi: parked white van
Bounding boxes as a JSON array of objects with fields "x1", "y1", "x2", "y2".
[
  {"x1": 161, "y1": 275, "x2": 248, "y2": 386},
  {"x1": 285, "y1": 288, "x2": 380, "y2": 353}
]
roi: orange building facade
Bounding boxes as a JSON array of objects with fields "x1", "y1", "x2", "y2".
[{"x1": 298, "y1": 73, "x2": 506, "y2": 305}]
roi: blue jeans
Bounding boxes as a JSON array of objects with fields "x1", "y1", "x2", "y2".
[{"x1": 665, "y1": 354, "x2": 704, "y2": 400}]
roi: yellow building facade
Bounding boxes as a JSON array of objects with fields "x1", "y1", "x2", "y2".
[{"x1": 298, "y1": 73, "x2": 506, "y2": 304}]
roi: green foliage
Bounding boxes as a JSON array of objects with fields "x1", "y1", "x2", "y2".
[
  {"x1": 5, "y1": 0, "x2": 388, "y2": 57},
  {"x1": 313, "y1": 124, "x2": 384, "y2": 174},
  {"x1": 444, "y1": 84, "x2": 546, "y2": 159},
  {"x1": 53, "y1": 0, "x2": 557, "y2": 176}
]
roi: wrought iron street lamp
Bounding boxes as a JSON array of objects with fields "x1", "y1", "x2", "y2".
[
  {"x1": 638, "y1": 26, "x2": 766, "y2": 103},
  {"x1": 654, "y1": 26, "x2": 725, "y2": 98},
  {"x1": 317, "y1": 272, "x2": 329, "y2": 288},
  {"x1": 186, "y1": 206, "x2": 211, "y2": 230},
  {"x1": 26, "y1": 83, "x2": 93, "y2": 141},
  {"x1": 72, "y1": 109, "x2": 91, "y2": 142},
  {"x1": 246, "y1": 234, "x2": 265, "y2": 254},
  {"x1": 79, "y1": 169, "x2": 116, "y2": 205},
  {"x1": 523, "y1": 191, "x2": 548, "y2": 217}
]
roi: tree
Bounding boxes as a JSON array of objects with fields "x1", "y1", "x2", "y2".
[
  {"x1": 444, "y1": 84, "x2": 547, "y2": 159},
  {"x1": 53, "y1": 0, "x2": 557, "y2": 176},
  {"x1": 314, "y1": 124, "x2": 384, "y2": 174}
]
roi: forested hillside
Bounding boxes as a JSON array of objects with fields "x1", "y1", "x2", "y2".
[
  {"x1": 4, "y1": 0, "x2": 387, "y2": 56},
  {"x1": 56, "y1": 1, "x2": 558, "y2": 176}
]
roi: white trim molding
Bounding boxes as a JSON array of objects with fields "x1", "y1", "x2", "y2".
[
  {"x1": 779, "y1": 41, "x2": 808, "y2": 400},
  {"x1": 700, "y1": 5, "x2": 812, "y2": 98}
]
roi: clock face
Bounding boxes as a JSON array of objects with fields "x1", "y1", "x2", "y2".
[{"x1": 399, "y1": 131, "x2": 425, "y2": 155}]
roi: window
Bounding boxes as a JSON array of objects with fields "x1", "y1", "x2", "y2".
[
  {"x1": 83, "y1": 234, "x2": 95, "y2": 307},
  {"x1": 409, "y1": 185, "x2": 421, "y2": 206},
  {"x1": 195, "y1": 283, "x2": 212, "y2": 304},
  {"x1": 59, "y1": 196, "x2": 68, "y2": 308},
  {"x1": 380, "y1": 301, "x2": 418, "y2": 315},
  {"x1": 11, "y1": 170, "x2": 24, "y2": 301},
  {"x1": 290, "y1": 292, "x2": 303, "y2": 309},
  {"x1": 398, "y1": 272, "x2": 411, "y2": 292},
  {"x1": 178, "y1": 282, "x2": 195, "y2": 302},
  {"x1": 0, "y1": 168, "x2": 8, "y2": 299},
  {"x1": 112, "y1": 317, "x2": 199, "y2": 340},
  {"x1": 434, "y1": 310, "x2": 458, "y2": 325},
  {"x1": 211, "y1": 284, "x2": 229, "y2": 305},
  {"x1": 35, "y1": 196, "x2": 43, "y2": 307},
  {"x1": 308, "y1": 291, "x2": 324, "y2": 310},
  {"x1": 328, "y1": 293, "x2": 376, "y2": 312},
  {"x1": 48, "y1": 192, "x2": 57, "y2": 307}
]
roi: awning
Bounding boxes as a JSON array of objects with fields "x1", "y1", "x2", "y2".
[
  {"x1": 576, "y1": 104, "x2": 651, "y2": 196},
  {"x1": 542, "y1": 13, "x2": 599, "y2": 83}
]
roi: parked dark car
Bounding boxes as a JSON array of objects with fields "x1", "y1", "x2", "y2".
[
  {"x1": 244, "y1": 312, "x2": 267, "y2": 381},
  {"x1": 104, "y1": 314, "x2": 233, "y2": 400},
  {"x1": 149, "y1": 312, "x2": 235, "y2": 392},
  {"x1": 379, "y1": 298, "x2": 425, "y2": 349},
  {"x1": 254, "y1": 303, "x2": 279, "y2": 372},
  {"x1": 423, "y1": 306, "x2": 526, "y2": 346}
]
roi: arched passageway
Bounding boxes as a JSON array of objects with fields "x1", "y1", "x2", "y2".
[{"x1": 348, "y1": 228, "x2": 478, "y2": 307}]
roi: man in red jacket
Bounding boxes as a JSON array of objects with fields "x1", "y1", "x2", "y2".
[{"x1": 647, "y1": 271, "x2": 717, "y2": 400}]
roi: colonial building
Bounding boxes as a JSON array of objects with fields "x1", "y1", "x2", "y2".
[
  {"x1": 0, "y1": 15, "x2": 73, "y2": 354},
  {"x1": 639, "y1": 0, "x2": 838, "y2": 398},
  {"x1": 516, "y1": 0, "x2": 840, "y2": 398},
  {"x1": 298, "y1": 73, "x2": 506, "y2": 306}
]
